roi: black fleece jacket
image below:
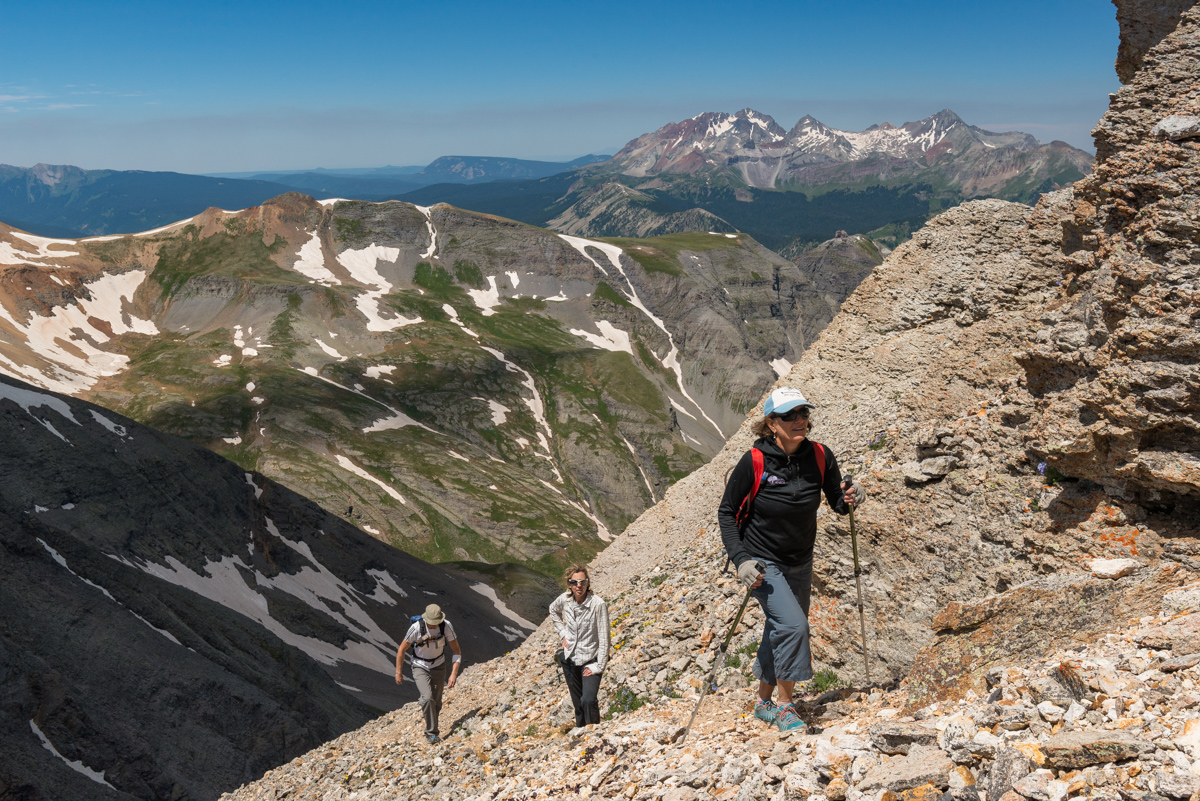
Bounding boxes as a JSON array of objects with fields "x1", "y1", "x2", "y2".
[{"x1": 718, "y1": 437, "x2": 850, "y2": 569}]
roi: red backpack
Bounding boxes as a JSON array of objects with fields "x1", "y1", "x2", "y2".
[{"x1": 733, "y1": 442, "x2": 826, "y2": 531}]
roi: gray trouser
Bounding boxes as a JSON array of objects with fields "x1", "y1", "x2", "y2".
[
  {"x1": 751, "y1": 558, "x2": 814, "y2": 684},
  {"x1": 412, "y1": 663, "x2": 446, "y2": 736}
]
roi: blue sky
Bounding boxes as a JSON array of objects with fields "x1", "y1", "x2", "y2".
[{"x1": 1, "y1": 0, "x2": 1119, "y2": 173}]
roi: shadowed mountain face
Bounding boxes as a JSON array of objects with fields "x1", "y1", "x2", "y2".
[
  {"x1": 0, "y1": 373, "x2": 528, "y2": 800},
  {"x1": 0, "y1": 194, "x2": 845, "y2": 578}
]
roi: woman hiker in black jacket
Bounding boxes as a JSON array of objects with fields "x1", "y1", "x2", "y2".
[{"x1": 718, "y1": 386, "x2": 865, "y2": 732}]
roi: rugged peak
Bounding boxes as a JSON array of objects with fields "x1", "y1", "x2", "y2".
[{"x1": 261, "y1": 191, "x2": 322, "y2": 213}]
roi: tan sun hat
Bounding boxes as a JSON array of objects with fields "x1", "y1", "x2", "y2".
[{"x1": 422, "y1": 604, "x2": 445, "y2": 625}]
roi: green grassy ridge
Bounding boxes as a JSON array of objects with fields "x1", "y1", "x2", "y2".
[
  {"x1": 101, "y1": 286, "x2": 690, "y2": 571},
  {"x1": 150, "y1": 225, "x2": 298, "y2": 297},
  {"x1": 81, "y1": 213, "x2": 720, "y2": 576}
]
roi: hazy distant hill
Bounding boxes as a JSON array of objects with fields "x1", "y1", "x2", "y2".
[
  {"x1": 1, "y1": 156, "x2": 613, "y2": 238},
  {"x1": 0, "y1": 163, "x2": 295, "y2": 237}
]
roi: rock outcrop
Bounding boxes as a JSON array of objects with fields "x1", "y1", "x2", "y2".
[{"x1": 1020, "y1": 0, "x2": 1200, "y2": 519}]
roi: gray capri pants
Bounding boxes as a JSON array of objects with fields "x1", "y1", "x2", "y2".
[{"x1": 751, "y1": 558, "x2": 814, "y2": 684}]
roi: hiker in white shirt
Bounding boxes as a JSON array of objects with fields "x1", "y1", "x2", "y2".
[
  {"x1": 548, "y1": 564, "x2": 610, "y2": 727},
  {"x1": 395, "y1": 604, "x2": 461, "y2": 744}
]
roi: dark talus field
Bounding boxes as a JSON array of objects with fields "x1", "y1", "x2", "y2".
[
  {"x1": 0, "y1": 193, "x2": 864, "y2": 581},
  {"x1": 0, "y1": 373, "x2": 527, "y2": 800}
]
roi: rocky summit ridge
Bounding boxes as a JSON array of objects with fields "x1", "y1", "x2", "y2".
[
  {"x1": 597, "y1": 108, "x2": 1092, "y2": 199},
  {"x1": 221, "y1": 1, "x2": 1200, "y2": 800}
]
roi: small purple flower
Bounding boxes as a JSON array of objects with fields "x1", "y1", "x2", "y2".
[{"x1": 1037, "y1": 462, "x2": 1047, "y2": 476}]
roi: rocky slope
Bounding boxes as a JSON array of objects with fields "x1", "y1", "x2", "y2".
[
  {"x1": 220, "y1": 1, "x2": 1199, "y2": 799},
  {"x1": 0, "y1": 373, "x2": 526, "y2": 801},
  {"x1": 0, "y1": 197, "x2": 839, "y2": 578}
]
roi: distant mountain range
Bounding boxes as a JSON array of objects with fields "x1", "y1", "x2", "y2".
[{"x1": 399, "y1": 108, "x2": 1093, "y2": 253}]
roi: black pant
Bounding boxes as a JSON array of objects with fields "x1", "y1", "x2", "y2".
[{"x1": 562, "y1": 659, "x2": 602, "y2": 727}]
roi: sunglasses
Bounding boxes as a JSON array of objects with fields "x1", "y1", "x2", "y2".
[
  {"x1": 772, "y1": 407, "x2": 810, "y2": 423},
  {"x1": 568, "y1": 578, "x2": 589, "y2": 587}
]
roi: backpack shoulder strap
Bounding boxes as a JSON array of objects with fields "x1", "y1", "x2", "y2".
[
  {"x1": 812, "y1": 441, "x2": 826, "y2": 487},
  {"x1": 735, "y1": 448, "x2": 765, "y2": 530}
]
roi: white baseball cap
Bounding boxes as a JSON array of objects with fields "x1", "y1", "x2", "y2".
[{"x1": 763, "y1": 387, "x2": 815, "y2": 416}]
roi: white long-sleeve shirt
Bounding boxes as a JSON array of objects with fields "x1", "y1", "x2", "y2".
[{"x1": 548, "y1": 592, "x2": 610, "y2": 674}]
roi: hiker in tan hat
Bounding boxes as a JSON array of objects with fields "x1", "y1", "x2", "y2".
[{"x1": 395, "y1": 603, "x2": 461, "y2": 743}]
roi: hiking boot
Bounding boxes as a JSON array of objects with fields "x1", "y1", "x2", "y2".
[
  {"x1": 425, "y1": 733, "x2": 440, "y2": 744},
  {"x1": 753, "y1": 698, "x2": 779, "y2": 725},
  {"x1": 775, "y1": 703, "x2": 807, "y2": 732}
]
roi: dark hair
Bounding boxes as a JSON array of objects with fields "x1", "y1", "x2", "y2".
[{"x1": 752, "y1": 411, "x2": 814, "y2": 439}]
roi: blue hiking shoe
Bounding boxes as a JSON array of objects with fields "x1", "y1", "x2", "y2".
[
  {"x1": 775, "y1": 703, "x2": 807, "y2": 732},
  {"x1": 753, "y1": 698, "x2": 779, "y2": 725}
]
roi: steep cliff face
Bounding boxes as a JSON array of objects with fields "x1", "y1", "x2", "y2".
[{"x1": 1021, "y1": 1, "x2": 1200, "y2": 520}]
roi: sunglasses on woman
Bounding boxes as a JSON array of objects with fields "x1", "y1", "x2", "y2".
[
  {"x1": 772, "y1": 407, "x2": 810, "y2": 423},
  {"x1": 568, "y1": 578, "x2": 589, "y2": 586}
]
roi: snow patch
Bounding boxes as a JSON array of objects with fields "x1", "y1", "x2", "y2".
[
  {"x1": 569, "y1": 320, "x2": 633, "y2": 355},
  {"x1": 365, "y1": 365, "x2": 396, "y2": 379},
  {"x1": 442, "y1": 304, "x2": 479, "y2": 338},
  {"x1": 0, "y1": 271, "x2": 159, "y2": 394},
  {"x1": 481, "y1": 347, "x2": 553, "y2": 453},
  {"x1": 132, "y1": 218, "x2": 194, "y2": 237},
  {"x1": 466, "y1": 275, "x2": 502, "y2": 316},
  {"x1": 291, "y1": 231, "x2": 341, "y2": 285},
  {"x1": 337, "y1": 243, "x2": 422, "y2": 331},
  {"x1": 619, "y1": 433, "x2": 656, "y2": 502},
  {"x1": 114, "y1": 546, "x2": 398, "y2": 674},
  {"x1": 448, "y1": 450, "x2": 470, "y2": 463},
  {"x1": 313, "y1": 338, "x2": 348, "y2": 361},
  {"x1": 414, "y1": 205, "x2": 438, "y2": 259},
  {"x1": 770, "y1": 357, "x2": 793, "y2": 378},
  {"x1": 334, "y1": 455, "x2": 407, "y2": 504},
  {"x1": 473, "y1": 397, "x2": 509, "y2": 425},
  {"x1": 366, "y1": 569, "x2": 407, "y2": 602},
  {"x1": 38, "y1": 538, "x2": 180, "y2": 645},
  {"x1": 470, "y1": 584, "x2": 536, "y2": 630},
  {"x1": 29, "y1": 720, "x2": 114, "y2": 788},
  {"x1": 223, "y1": 436, "x2": 243, "y2": 445}
]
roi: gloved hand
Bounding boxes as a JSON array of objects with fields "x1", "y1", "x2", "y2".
[
  {"x1": 842, "y1": 479, "x2": 866, "y2": 507},
  {"x1": 737, "y1": 560, "x2": 764, "y2": 589}
]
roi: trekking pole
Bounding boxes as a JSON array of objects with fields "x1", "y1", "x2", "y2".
[
  {"x1": 845, "y1": 473, "x2": 870, "y2": 685},
  {"x1": 681, "y1": 561, "x2": 762, "y2": 743}
]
